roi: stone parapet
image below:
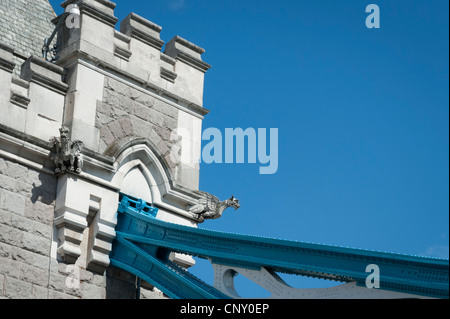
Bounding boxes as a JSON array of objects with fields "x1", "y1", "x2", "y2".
[
  {"x1": 61, "y1": 0, "x2": 118, "y2": 27},
  {"x1": 54, "y1": 1, "x2": 210, "y2": 108},
  {"x1": 120, "y1": 13, "x2": 164, "y2": 50},
  {"x1": 0, "y1": 46, "x2": 68, "y2": 143},
  {"x1": 20, "y1": 56, "x2": 69, "y2": 95},
  {"x1": 0, "y1": 42, "x2": 15, "y2": 73},
  {"x1": 165, "y1": 36, "x2": 211, "y2": 73}
]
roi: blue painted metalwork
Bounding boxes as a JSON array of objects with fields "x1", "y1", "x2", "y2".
[
  {"x1": 110, "y1": 194, "x2": 449, "y2": 299},
  {"x1": 118, "y1": 193, "x2": 158, "y2": 218}
]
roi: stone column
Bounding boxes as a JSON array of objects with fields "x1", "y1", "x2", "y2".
[
  {"x1": 55, "y1": 174, "x2": 119, "y2": 273},
  {"x1": 56, "y1": 0, "x2": 119, "y2": 152}
]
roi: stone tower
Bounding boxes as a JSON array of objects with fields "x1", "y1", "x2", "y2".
[{"x1": 0, "y1": 0, "x2": 211, "y2": 299}]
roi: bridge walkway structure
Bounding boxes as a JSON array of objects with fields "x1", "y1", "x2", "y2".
[{"x1": 109, "y1": 194, "x2": 449, "y2": 299}]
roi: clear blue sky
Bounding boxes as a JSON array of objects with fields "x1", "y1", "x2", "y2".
[{"x1": 51, "y1": 0, "x2": 449, "y2": 295}]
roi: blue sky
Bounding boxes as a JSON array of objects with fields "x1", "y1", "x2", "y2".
[{"x1": 51, "y1": 0, "x2": 449, "y2": 295}]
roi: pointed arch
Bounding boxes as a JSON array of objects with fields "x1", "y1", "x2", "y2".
[{"x1": 108, "y1": 137, "x2": 173, "y2": 205}]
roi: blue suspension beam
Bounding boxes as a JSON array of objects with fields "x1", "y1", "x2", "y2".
[{"x1": 110, "y1": 194, "x2": 449, "y2": 299}]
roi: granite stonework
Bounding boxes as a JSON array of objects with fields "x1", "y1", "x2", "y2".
[
  {"x1": 0, "y1": 156, "x2": 164, "y2": 299},
  {"x1": 98, "y1": 76, "x2": 178, "y2": 172},
  {"x1": 0, "y1": 0, "x2": 212, "y2": 299}
]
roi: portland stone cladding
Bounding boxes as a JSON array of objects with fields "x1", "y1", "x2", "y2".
[{"x1": 0, "y1": 157, "x2": 164, "y2": 299}]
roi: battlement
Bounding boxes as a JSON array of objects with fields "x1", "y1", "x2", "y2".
[
  {"x1": 0, "y1": 0, "x2": 210, "y2": 190},
  {"x1": 0, "y1": 44, "x2": 68, "y2": 142},
  {"x1": 56, "y1": 0, "x2": 211, "y2": 108}
]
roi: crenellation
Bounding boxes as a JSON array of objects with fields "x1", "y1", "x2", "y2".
[
  {"x1": 160, "y1": 53, "x2": 177, "y2": 83},
  {"x1": 165, "y1": 36, "x2": 207, "y2": 64},
  {"x1": 0, "y1": 42, "x2": 15, "y2": 73},
  {"x1": 120, "y1": 13, "x2": 164, "y2": 51},
  {"x1": 54, "y1": 0, "x2": 211, "y2": 108},
  {"x1": 20, "y1": 56, "x2": 68, "y2": 94},
  {"x1": 61, "y1": 0, "x2": 118, "y2": 27},
  {"x1": 10, "y1": 76, "x2": 31, "y2": 109},
  {"x1": 18, "y1": 56, "x2": 68, "y2": 142}
]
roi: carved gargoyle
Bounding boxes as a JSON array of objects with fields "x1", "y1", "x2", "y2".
[
  {"x1": 50, "y1": 126, "x2": 84, "y2": 175},
  {"x1": 188, "y1": 192, "x2": 240, "y2": 223}
]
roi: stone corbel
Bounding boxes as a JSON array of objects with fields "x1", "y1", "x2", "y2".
[{"x1": 54, "y1": 173, "x2": 119, "y2": 274}]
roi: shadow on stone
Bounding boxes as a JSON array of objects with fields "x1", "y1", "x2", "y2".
[{"x1": 31, "y1": 172, "x2": 56, "y2": 205}]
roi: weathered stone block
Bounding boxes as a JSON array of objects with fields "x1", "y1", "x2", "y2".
[
  {"x1": 18, "y1": 262, "x2": 49, "y2": 286},
  {"x1": 118, "y1": 117, "x2": 133, "y2": 136},
  {"x1": 25, "y1": 199, "x2": 54, "y2": 226},
  {"x1": 0, "y1": 158, "x2": 7, "y2": 174},
  {"x1": 120, "y1": 13, "x2": 163, "y2": 50},
  {"x1": 0, "y1": 174, "x2": 17, "y2": 193},
  {"x1": 21, "y1": 232, "x2": 51, "y2": 256},
  {"x1": 81, "y1": 282, "x2": 106, "y2": 299},
  {"x1": 48, "y1": 271, "x2": 67, "y2": 293},
  {"x1": 48, "y1": 289, "x2": 78, "y2": 299},
  {"x1": 32, "y1": 284, "x2": 48, "y2": 299},
  {"x1": 130, "y1": 115, "x2": 153, "y2": 138},
  {"x1": 108, "y1": 120, "x2": 125, "y2": 139},
  {"x1": 0, "y1": 190, "x2": 26, "y2": 216},
  {"x1": 0, "y1": 224, "x2": 22, "y2": 247},
  {"x1": 0, "y1": 274, "x2": 4, "y2": 297},
  {"x1": 4, "y1": 276, "x2": 32, "y2": 299},
  {"x1": 3, "y1": 160, "x2": 28, "y2": 181},
  {"x1": 0, "y1": 257, "x2": 20, "y2": 279},
  {"x1": 0, "y1": 242, "x2": 10, "y2": 258},
  {"x1": 10, "y1": 213, "x2": 52, "y2": 239},
  {"x1": 20, "y1": 56, "x2": 68, "y2": 94},
  {"x1": 153, "y1": 99, "x2": 178, "y2": 119},
  {"x1": 11, "y1": 246, "x2": 50, "y2": 270}
]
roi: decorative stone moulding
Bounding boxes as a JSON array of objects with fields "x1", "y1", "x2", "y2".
[
  {"x1": 120, "y1": 13, "x2": 164, "y2": 50},
  {"x1": 61, "y1": 0, "x2": 118, "y2": 27},
  {"x1": 160, "y1": 67, "x2": 177, "y2": 83},
  {"x1": 160, "y1": 53, "x2": 177, "y2": 82},
  {"x1": 10, "y1": 91, "x2": 31, "y2": 108},
  {"x1": 50, "y1": 126, "x2": 85, "y2": 175},
  {"x1": 164, "y1": 36, "x2": 211, "y2": 73},
  {"x1": 113, "y1": 31, "x2": 132, "y2": 61},
  {"x1": 0, "y1": 42, "x2": 15, "y2": 73},
  {"x1": 52, "y1": 137, "x2": 209, "y2": 273},
  {"x1": 54, "y1": 173, "x2": 119, "y2": 273},
  {"x1": 20, "y1": 56, "x2": 69, "y2": 94}
]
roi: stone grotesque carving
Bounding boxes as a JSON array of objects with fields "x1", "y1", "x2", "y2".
[
  {"x1": 50, "y1": 126, "x2": 84, "y2": 174},
  {"x1": 188, "y1": 192, "x2": 240, "y2": 222}
]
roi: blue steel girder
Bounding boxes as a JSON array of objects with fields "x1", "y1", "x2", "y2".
[{"x1": 110, "y1": 195, "x2": 449, "y2": 299}]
